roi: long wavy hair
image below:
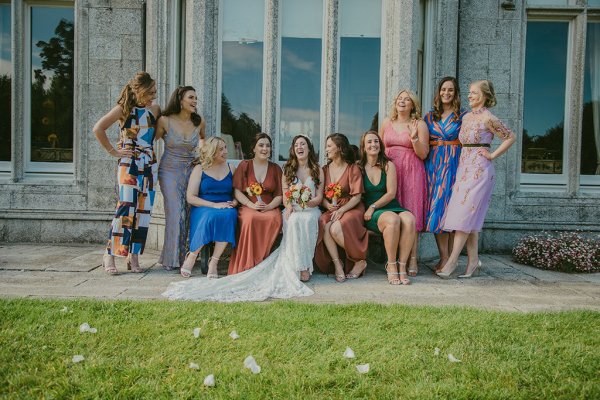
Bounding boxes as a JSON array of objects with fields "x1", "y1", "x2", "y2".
[
  {"x1": 195, "y1": 136, "x2": 226, "y2": 169},
  {"x1": 389, "y1": 89, "x2": 422, "y2": 121},
  {"x1": 248, "y1": 132, "x2": 272, "y2": 159},
  {"x1": 326, "y1": 133, "x2": 355, "y2": 164},
  {"x1": 116, "y1": 71, "x2": 155, "y2": 124},
  {"x1": 162, "y1": 86, "x2": 203, "y2": 128},
  {"x1": 431, "y1": 77, "x2": 461, "y2": 122},
  {"x1": 283, "y1": 135, "x2": 321, "y2": 187},
  {"x1": 358, "y1": 130, "x2": 389, "y2": 172},
  {"x1": 474, "y1": 80, "x2": 497, "y2": 108}
]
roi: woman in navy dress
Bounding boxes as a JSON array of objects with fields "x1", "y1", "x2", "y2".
[{"x1": 180, "y1": 137, "x2": 238, "y2": 278}]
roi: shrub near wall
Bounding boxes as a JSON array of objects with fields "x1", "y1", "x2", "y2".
[{"x1": 512, "y1": 231, "x2": 600, "y2": 273}]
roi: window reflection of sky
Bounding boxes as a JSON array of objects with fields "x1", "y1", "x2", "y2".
[
  {"x1": 0, "y1": 4, "x2": 10, "y2": 75},
  {"x1": 280, "y1": 38, "x2": 322, "y2": 158},
  {"x1": 523, "y1": 22, "x2": 568, "y2": 137}
]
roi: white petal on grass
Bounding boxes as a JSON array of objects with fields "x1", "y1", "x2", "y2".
[
  {"x1": 88, "y1": 327, "x2": 97, "y2": 334},
  {"x1": 229, "y1": 330, "x2": 240, "y2": 340},
  {"x1": 243, "y1": 355, "x2": 261, "y2": 374},
  {"x1": 193, "y1": 327, "x2": 201, "y2": 338},
  {"x1": 434, "y1": 347, "x2": 440, "y2": 356},
  {"x1": 72, "y1": 355, "x2": 85, "y2": 363},
  {"x1": 249, "y1": 364, "x2": 261, "y2": 374},
  {"x1": 343, "y1": 347, "x2": 355, "y2": 359},
  {"x1": 79, "y1": 323, "x2": 90, "y2": 333},
  {"x1": 189, "y1": 362, "x2": 200, "y2": 370},
  {"x1": 60, "y1": 306, "x2": 69, "y2": 313},
  {"x1": 356, "y1": 363, "x2": 370, "y2": 374},
  {"x1": 203, "y1": 374, "x2": 215, "y2": 387},
  {"x1": 447, "y1": 354, "x2": 461, "y2": 363}
]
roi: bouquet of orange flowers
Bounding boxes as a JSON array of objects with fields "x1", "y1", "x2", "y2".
[
  {"x1": 246, "y1": 181, "x2": 264, "y2": 203},
  {"x1": 325, "y1": 183, "x2": 342, "y2": 206},
  {"x1": 285, "y1": 184, "x2": 312, "y2": 209}
]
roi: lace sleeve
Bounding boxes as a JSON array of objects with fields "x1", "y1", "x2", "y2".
[{"x1": 486, "y1": 115, "x2": 514, "y2": 140}]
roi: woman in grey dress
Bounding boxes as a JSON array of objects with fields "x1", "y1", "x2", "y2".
[{"x1": 155, "y1": 86, "x2": 205, "y2": 270}]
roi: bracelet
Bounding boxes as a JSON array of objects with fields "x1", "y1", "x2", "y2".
[
  {"x1": 369, "y1": 204, "x2": 377, "y2": 209},
  {"x1": 108, "y1": 148, "x2": 117, "y2": 155},
  {"x1": 410, "y1": 137, "x2": 419, "y2": 143}
]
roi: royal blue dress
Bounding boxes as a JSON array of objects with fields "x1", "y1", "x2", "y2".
[{"x1": 189, "y1": 169, "x2": 238, "y2": 252}]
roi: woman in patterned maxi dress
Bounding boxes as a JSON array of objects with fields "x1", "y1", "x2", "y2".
[
  {"x1": 437, "y1": 80, "x2": 516, "y2": 279},
  {"x1": 423, "y1": 77, "x2": 467, "y2": 273},
  {"x1": 93, "y1": 71, "x2": 162, "y2": 275}
]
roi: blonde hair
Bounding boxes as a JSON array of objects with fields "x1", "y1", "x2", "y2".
[
  {"x1": 389, "y1": 89, "x2": 422, "y2": 121},
  {"x1": 473, "y1": 80, "x2": 497, "y2": 108},
  {"x1": 116, "y1": 71, "x2": 156, "y2": 123},
  {"x1": 195, "y1": 136, "x2": 226, "y2": 170}
]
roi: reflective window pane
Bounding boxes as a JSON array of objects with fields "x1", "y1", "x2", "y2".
[
  {"x1": 0, "y1": 3, "x2": 11, "y2": 162},
  {"x1": 279, "y1": 0, "x2": 322, "y2": 160},
  {"x1": 526, "y1": 0, "x2": 569, "y2": 5},
  {"x1": 522, "y1": 21, "x2": 568, "y2": 174},
  {"x1": 581, "y1": 22, "x2": 600, "y2": 176},
  {"x1": 220, "y1": 0, "x2": 264, "y2": 160},
  {"x1": 338, "y1": 0, "x2": 381, "y2": 145},
  {"x1": 30, "y1": 6, "x2": 74, "y2": 163}
]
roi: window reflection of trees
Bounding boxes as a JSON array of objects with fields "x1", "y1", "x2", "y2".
[
  {"x1": 31, "y1": 17, "x2": 74, "y2": 163},
  {"x1": 220, "y1": 94, "x2": 261, "y2": 160}
]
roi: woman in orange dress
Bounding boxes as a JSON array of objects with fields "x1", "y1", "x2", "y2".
[
  {"x1": 314, "y1": 133, "x2": 368, "y2": 282},
  {"x1": 228, "y1": 133, "x2": 283, "y2": 275}
]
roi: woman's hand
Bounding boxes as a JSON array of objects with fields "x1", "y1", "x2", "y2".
[
  {"x1": 213, "y1": 201, "x2": 235, "y2": 209},
  {"x1": 479, "y1": 148, "x2": 494, "y2": 161},
  {"x1": 110, "y1": 147, "x2": 133, "y2": 159},
  {"x1": 409, "y1": 119, "x2": 419, "y2": 141},
  {"x1": 330, "y1": 208, "x2": 345, "y2": 222},
  {"x1": 284, "y1": 207, "x2": 293, "y2": 220},
  {"x1": 326, "y1": 202, "x2": 339, "y2": 212},
  {"x1": 364, "y1": 207, "x2": 374, "y2": 221}
]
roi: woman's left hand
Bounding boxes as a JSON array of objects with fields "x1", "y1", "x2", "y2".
[
  {"x1": 331, "y1": 209, "x2": 345, "y2": 222},
  {"x1": 364, "y1": 207, "x2": 374, "y2": 221},
  {"x1": 409, "y1": 119, "x2": 419, "y2": 141},
  {"x1": 480, "y1": 148, "x2": 494, "y2": 161}
]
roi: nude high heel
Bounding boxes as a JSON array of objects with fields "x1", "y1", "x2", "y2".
[{"x1": 458, "y1": 260, "x2": 482, "y2": 278}]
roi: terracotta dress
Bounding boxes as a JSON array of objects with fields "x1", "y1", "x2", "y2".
[
  {"x1": 314, "y1": 163, "x2": 368, "y2": 274},
  {"x1": 228, "y1": 160, "x2": 283, "y2": 275}
]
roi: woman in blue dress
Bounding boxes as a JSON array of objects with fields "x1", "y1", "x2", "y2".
[
  {"x1": 423, "y1": 77, "x2": 467, "y2": 273},
  {"x1": 180, "y1": 137, "x2": 238, "y2": 278}
]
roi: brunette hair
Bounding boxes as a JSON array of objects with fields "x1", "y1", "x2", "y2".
[
  {"x1": 195, "y1": 136, "x2": 226, "y2": 169},
  {"x1": 389, "y1": 89, "x2": 422, "y2": 121},
  {"x1": 358, "y1": 130, "x2": 389, "y2": 172},
  {"x1": 283, "y1": 135, "x2": 321, "y2": 187},
  {"x1": 116, "y1": 71, "x2": 156, "y2": 123},
  {"x1": 163, "y1": 86, "x2": 203, "y2": 128},
  {"x1": 325, "y1": 133, "x2": 355, "y2": 164},
  {"x1": 473, "y1": 80, "x2": 497, "y2": 108},
  {"x1": 432, "y1": 77, "x2": 461, "y2": 122},
  {"x1": 248, "y1": 132, "x2": 272, "y2": 159}
]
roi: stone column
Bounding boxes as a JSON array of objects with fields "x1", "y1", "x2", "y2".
[
  {"x1": 263, "y1": 0, "x2": 280, "y2": 149},
  {"x1": 319, "y1": 0, "x2": 339, "y2": 160},
  {"x1": 10, "y1": 0, "x2": 24, "y2": 182}
]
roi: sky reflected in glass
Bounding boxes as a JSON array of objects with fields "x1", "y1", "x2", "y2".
[{"x1": 581, "y1": 22, "x2": 599, "y2": 176}]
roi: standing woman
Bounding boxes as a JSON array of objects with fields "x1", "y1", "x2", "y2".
[
  {"x1": 155, "y1": 86, "x2": 205, "y2": 271},
  {"x1": 93, "y1": 71, "x2": 161, "y2": 275},
  {"x1": 380, "y1": 90, "x2": 429, "y2": 276},
  {"x1": 359, "y1": 131, "x2": 415, "y2": 285},
  {"x1": 437, "y1": 80, "x2": 516, "y2": 279},
  {"x1": 314, "y1": 133, "x2": 368, "y2": 282},
  {"x1": 423, "y1": 77, "x2": 466, "y2": 273},
  {"x1": 228, "y1": 133, "x2": 283, "y2": 275},
  {"x1": 180, "y1": 137, "x2": 238, "y2": 278}
]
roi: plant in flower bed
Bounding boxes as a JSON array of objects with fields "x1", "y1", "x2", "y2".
[{"x1": 512, "y1": 231, "x2": 600, "y2": 273}]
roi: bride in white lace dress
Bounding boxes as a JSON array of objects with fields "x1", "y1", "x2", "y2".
[{"x1": 163, "y1": 135, "x2": 324, "y2": 302}]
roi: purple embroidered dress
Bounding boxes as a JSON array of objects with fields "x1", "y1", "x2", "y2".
[{"x1": 442, "y1": 108, "x2": 513, "y2": 232}]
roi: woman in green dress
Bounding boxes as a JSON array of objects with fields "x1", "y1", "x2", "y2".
[{"x1": 358, "y1": 131, "x2": 416, "y2": 285}]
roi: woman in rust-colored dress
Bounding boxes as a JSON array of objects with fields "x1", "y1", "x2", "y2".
[
  {"x1": 228, "y1": 133, "x2": 283, "y2": 275},
  {"x1": 314, "y1": 133, "x2": 368, "y2": 282}
]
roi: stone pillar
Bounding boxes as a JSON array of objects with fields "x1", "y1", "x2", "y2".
[
  {"x1": 263, "y1": 0, "x2": 280, "y2": 147},
  {"x1": 10, "y1": 0, "x2": 24, "y2": 183},
  {"x1": 319, "y1": 0, "x2": 339, "y2": 160}
]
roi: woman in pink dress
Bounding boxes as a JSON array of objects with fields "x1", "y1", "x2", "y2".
[
  {"x1": 379, "y1": 89, "x2": 429, "y2": 276},
  {"x1": 437, "y1": 80, "x2": 516, "y2": 279}
]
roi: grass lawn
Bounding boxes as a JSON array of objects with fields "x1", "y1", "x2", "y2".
[{"x1": 0, "y1": 299, "x2": 598, "y2": 399}]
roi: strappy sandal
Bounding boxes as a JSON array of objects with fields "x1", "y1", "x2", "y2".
[
  {"x1": 300, "y1": 270, "x2": 311, "y2": 282},
  {"x1": 398, "y1": 262, "x2": 411, "y2": 285},
  {"x1": 332, "y1": 258, "x2": 346, "y2": 283},
  {"x1": 102, "y1": 254, "x2": 119, "y2": 275},
  {"x1": 408, "y1": 256, "x2": 418, "y2": 277},
  {"x1": 346, "y1": 260, "x2": 367, "y2": 279},
  {"x1": 207, "y1": 257, "x2": 220, "y2": 279},
  {"x1": 126, "y1": 255, "x2": 145, "y2": 273},
  {"x1": 180, "y1": 252, "x2": 197, "y2": 278},
  {"x1": 385, "y1": 261, "x2": 400, "y2": 285}
]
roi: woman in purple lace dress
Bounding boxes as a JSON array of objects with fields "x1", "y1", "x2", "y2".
[{"x1": 437, "y1": 80, "x2": 516, "y2": 279}]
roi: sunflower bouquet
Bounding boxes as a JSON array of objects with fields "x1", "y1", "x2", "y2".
[
  {"x1": 285, "y1": 184, "x2": 312, "y2": 209},
  {"x1": 246, "y1": 181, "x2": 264, "y2": 203},
  {"x1": 325, "y1": 183, "x2": 342, "y2": 206}
]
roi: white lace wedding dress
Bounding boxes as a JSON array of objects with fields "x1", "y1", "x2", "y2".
[{"x1": 162, "y1": 177, "x2": 320, "y2": 302}]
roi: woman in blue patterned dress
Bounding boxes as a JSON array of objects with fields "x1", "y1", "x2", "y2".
[
  {"x1": 93, "y1": 72, "x2": 161, "y2": 275},
  {"x1": 423, "y1": 77, "x2": 466, "y2": 273},
  {"x1": 179, "y1": 137, "x2": 238, "y2": 278}
]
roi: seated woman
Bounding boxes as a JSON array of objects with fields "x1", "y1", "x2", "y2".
[
  {"x1": 162, "y1": 135, "x2": 323, "y2": 302},
  {"x1": 314, "y1": 133, "x2": 368, "y2": 282},
  {"x1": 228, "y1": 133, "x2": 283, "y2": 275},
  {"x1": 180, "y1": 137, "x2": 238, "y2": 278},
  {"x1": 359, "y1": 131, "x2": 416, "y2": 285}
]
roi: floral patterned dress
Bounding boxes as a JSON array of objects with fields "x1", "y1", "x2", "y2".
[{"x1": 442, "y1": 108, "x2": 514, "y2": 233}]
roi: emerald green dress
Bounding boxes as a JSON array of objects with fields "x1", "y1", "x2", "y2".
[{"x1": 363, "y1": 170, "x2": 407, "y2": 233}]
